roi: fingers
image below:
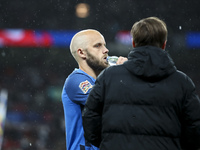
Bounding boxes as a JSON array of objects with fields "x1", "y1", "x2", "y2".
[{"x1": 116, "y1": 56, "x2": 128, "y2": 65}]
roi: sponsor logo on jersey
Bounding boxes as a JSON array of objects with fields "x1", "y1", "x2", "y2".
[{"x1": 79, "y1": 80, "x2": 93, "y2": 94}]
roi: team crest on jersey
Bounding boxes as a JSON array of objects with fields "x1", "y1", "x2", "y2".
[{"x1": 79, "y1": 80, "x2": 93, "y2": 94}]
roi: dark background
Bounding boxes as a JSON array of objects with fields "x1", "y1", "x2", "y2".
[{"x1": 0, "y1": 0, "x2": 200, "y2": 149}]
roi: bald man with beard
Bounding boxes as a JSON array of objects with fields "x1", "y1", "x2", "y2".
[{"x1": 61, "y1": 29, "x2": 127, "y2": 150}]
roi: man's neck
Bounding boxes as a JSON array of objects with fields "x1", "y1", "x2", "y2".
[{"x1": 79, "y1": 64, "x2": 100, "y2": 79}]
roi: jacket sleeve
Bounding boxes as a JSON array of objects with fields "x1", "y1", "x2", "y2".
[
  {"x1": 82, "y1": 70, "x2": 106, "y2": 147},
  {"x1": 181, "y1": 75, "x2": 200, "y2": 150}
]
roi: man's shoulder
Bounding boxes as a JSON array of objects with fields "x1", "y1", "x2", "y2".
[
  {"x1": 62, "y1": 69, "x2": 95, "y2": 104},
  {"x1": 172, "y1": 70, "x2": 189, "y2": 81},
  {"x1": 67, "y1": 69, "x2": 94, "y2": 84},
  {"x1": 64, "y1": 69, "x2": 95, "y2": 95},
  {"x1": 103, "y1": 64, "x2": 127, "y2": 75}
]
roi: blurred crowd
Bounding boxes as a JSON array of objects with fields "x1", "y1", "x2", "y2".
[{"x1": 0, "y1": 48, "x2": 76, "y2": 150}]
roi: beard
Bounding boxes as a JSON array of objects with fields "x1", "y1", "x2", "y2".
[{"x1": 86, "y1": 50, "x2": 108, "y2": 72}]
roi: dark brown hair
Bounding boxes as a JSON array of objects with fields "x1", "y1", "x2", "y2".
[{"x1": 131, "y1": 17, "x2": 167, "y2": 48}]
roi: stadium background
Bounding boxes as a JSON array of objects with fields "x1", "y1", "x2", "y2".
[{"x1": 0, "y1": 0, "x2": 200, "y2": 149}]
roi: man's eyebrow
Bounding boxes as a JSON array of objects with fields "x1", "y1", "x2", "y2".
[
  {"x1": 93, "y1": 42, "x2": 106, "y2": 47},
  {"x1": 94, "y1": 43, "x2": 102, "y2": 46}
]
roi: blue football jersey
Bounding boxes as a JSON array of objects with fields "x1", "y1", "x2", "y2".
[{"x1": 62, "y1": 69, "x2": 99, "y2": 150}]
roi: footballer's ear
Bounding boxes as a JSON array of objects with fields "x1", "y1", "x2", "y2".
[
  {"x1": 77, "y1": 48, "x2": 86, "y2": 59},
  {"x1": 162, "y1": 40, "x2": 167, "y2": 50},
  {"x1": 132, "y1": 40, "x2": 136, "y2": 48}
]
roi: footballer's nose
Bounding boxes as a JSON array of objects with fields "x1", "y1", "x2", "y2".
[{"x1": 103, "y1": 46, "x2": 109, "y2": 54}]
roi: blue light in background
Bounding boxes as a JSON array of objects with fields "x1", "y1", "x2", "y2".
[
  {"x1": 49, "y1": 30, "x2": 78, "y2": 47},
  {"x1": 186, "y1": 32, "x2": 200, "y2": 48}
]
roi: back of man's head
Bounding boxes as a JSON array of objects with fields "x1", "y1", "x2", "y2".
[{"x1": 131, "y1": 17, "x2": 167, "y2": 48}]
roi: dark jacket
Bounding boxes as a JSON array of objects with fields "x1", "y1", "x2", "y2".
[{"x1": 82, "y1": 46, "x2": 200, "y2": 150}]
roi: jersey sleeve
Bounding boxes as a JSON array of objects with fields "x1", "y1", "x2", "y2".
[{"x1": 63, "y1": 73, "x2": 94, "y2": 105}]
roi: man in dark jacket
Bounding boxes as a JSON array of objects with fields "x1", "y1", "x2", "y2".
[{"x1": 82, "y1": 17, "x2": 200, "y2": 150}]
